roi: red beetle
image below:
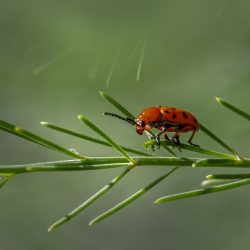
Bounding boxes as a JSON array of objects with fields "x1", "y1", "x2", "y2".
[{"x1": 104, "y1": 106, "x2": 200, "y2": 149}]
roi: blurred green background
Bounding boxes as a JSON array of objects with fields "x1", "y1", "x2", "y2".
[{"x1": 1, "y1": 0, "x2": 250, "y2": 249}]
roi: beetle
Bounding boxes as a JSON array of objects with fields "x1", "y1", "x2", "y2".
[{"x1": 104, "y1": 106, "x2": 200, "y2": 150}]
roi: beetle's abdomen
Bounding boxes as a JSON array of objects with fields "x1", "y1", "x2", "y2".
[{"x1": 159, "y1": 106, "x2": 200, "y2": 130}]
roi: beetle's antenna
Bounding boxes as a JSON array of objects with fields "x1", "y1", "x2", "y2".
[{"x1": 103, "y1": 112, "x2": 136, "y2": 125}]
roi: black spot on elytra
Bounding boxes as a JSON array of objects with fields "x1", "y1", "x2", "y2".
[
  {"x1": 164, "y1": 110, "x2": 170, "y2": 113},
  {"x1": 172, "y1": 113, "x2": 177, "y2": 119},
  {"x1": 193, "y1": 118, "x2": 198, "y2": 123},
  {"x1": 182, "y1": 112, "x2": 188, "y2": 119}
]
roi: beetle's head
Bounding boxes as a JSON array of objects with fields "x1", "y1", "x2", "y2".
[{"x1": 135, "y1": 119, "x2": 147, "y2": 135}]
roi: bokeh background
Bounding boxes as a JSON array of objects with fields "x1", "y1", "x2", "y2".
[{"x1": 1, "y1": 0, "x2": 250, "y2": 249}]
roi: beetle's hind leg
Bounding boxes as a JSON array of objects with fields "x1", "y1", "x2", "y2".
[
  {"x1": 188, "y1": 130, "x2": 200, "y2": 147},
  {"x1": 171, "y1": 133, "x2": 180, "y2": 145},
  {"x1": 170, "y1": 132, "x2": 182, "y2": 152},
  {"x1": 163, "y1": 131, "x2": 181, "y2": 151}
]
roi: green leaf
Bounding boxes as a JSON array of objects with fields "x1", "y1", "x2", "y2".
[
  {"x1": 89, "y1": 167, "x2": 178, "y2": 225},
  {"x1": 136, "y1": 39, "x2": 146, "y2": 82},
  {"x1": 41, "y1": 121, "x2": 152, "y2": 156},
  {"x1": 0, "y1": 120, "x2": 84, "y2": 159},
  {"x1": 0, "y1": 173, "x2": 15, "y2": 189},
  {"x1": 207, "y1": 173, "x2": 250, "y2": 180},
  {"x1": 201, "y1": 179, "x2": 233, "y2": 186},
  {"x1": 48, "y1": 168, "x2": 130, "y2": 232},
  {"x1": 216, "y1": 97, "x2": 250, "y2": 121},
  {"x1": 78, "y1": 115, "x2": 136, "y2": 165},
  {"x1": 99, "y1": 91, "x2": 135, "y2": 119},
  {"x1": 154, "y1": 179, "x2": 250, "y2": 203},
  {"x1": 0, "y1": 119, "x2": 34, "y2": 143},
  {"x1": 200, "y1": 124, "x2": 241, "y2": 160},
  {"x1": 191, "y1": 158, "x2": 246, "y2": 168},
  {"x1": 105, "y1": 47, "x2": 121, "y2": 87}
]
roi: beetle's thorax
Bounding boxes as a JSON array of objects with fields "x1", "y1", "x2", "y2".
[{"x1": 135, "y1": 107, "x2": 162, "y2": 134}]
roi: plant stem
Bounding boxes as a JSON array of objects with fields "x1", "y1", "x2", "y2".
[
  {"x1": 1, "y1": 157, "x2": 250, "y2": 174},
  {"x1": 145, "y1": 140, "x2": 236, "y2": 159}
]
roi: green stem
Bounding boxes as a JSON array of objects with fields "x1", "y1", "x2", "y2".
[
  {"x1": 145, "y1": 140, "x2": 236, "y2": 160},
  {"x1": 1, "y1": 157, "x2": 250, "y2": 174}
]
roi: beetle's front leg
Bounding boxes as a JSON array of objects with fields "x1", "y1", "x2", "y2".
[
  {"x1": 145, "y1": 130, "x2": 154, "y2": 140},
  {"x1": 155, "y1": 129, "x2": 167, "y2": 149},
  {"x1": 144, "y1": 130, "x2": 155, "y2": 151}
]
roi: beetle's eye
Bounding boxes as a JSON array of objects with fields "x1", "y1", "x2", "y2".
[{"x1": 138, "y1": 120, "x2": 145, "y2": 127}]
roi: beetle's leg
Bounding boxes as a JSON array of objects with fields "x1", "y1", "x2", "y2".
[
  {"x1": 145, "y1": 131, "x2": 155, "y2": 151},
  {"x1": 145, "y1": 130, "x2": 154, "y2": 140},
  {"x1": 188, "y1": 130, "x2": 200, "y2": 147},
  {"x1": 171, "y1": 132, "x2": 182, "y2": 152},
  {"x1": 163, "y1": 126, "x2": 179, "y2": 145},
  {"x1": 163, "y1": 132, "x2": 172, "y2": 144},
  {"x1": 171, "y1": 133, "x2": 180, "y2": 144},
  {"x1": 163, "y1": 131, "x2": 179, "y2": 148},
  {"x1": 155, "y1": 129, "x2": 166, "y2": 148}
]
